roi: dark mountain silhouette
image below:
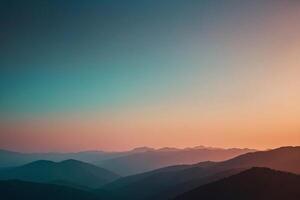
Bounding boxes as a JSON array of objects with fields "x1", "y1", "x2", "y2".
[
  {"x1": 153, "y1": 168, "x2": 245, "y2": 200},
  {"x1": 0, "y1": 180, "x2": 118, "y2": 200},
  {"x1": 98, "y1": 147, "x2": 255, "y2": 175},
  {"x1": 0, "y1": 159, "x2": 120, "y2": 188},
  {"x1": 173, "y1": 167, "x2": 300, "y2": 200},
  {"x1": 102, "y1": 146, "x2": 300, "y2": 200}
]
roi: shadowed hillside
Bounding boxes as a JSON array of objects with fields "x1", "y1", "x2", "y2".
[
  {"x1": 173, "y1": 167, "x2": 300, "y2": 200},
  {"x1": 216, "y1": 146, "x2": 300, "y2": 174}
]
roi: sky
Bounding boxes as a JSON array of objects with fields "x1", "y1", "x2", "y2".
[{"x1": 0, "y1": 0, "x2": 299, "y2": 152}]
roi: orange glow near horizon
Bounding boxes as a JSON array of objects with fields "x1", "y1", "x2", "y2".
[
  {"x1": 0, "y1": 1, "x2": 299, "y2": 152},
  {"x1": 1, "y1": 59, "x2": 300, "y2": 152}
]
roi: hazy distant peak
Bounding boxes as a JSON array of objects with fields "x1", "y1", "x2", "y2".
[
  {"x1": 131, "y1": 147, "x2": 155, "y2": 153},
  {"x1": 188, "y1": 145, "x2": 222, "y2": 150},
  {"x1": 157, "y1": 147, "x2": 181, "y2": 152}
]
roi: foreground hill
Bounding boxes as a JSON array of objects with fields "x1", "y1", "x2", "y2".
[
  {"x1": 0, "y1": 180, "x2": 116, "y2": 200},
  {"x1": 102, "y1": 146, "x2": 300, "y2": 200},
  {"x1": 0, "y1": 159, "x2": 120, "y2": 188},
  {"x1": 173, "y1": 167, "x2": 300, "y2": 200},
  {"x1": 98, "y1": 147, "x2": 255, "y2": 175}
]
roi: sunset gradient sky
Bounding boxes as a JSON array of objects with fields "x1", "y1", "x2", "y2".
[{"x1": 0, "y1": 0, "x2": 299, "y2": 152}]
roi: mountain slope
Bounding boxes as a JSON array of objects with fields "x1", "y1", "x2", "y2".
[
  {"x1": 0, "y1": 159, "x2": 120, "y2": 188},
  {"x1": 217, "y1": 146, "x2": 300, "y2": 174},
  {"x1": 152, "y1": 168, "x2": 245, "y2": 200},
  {"x1": 102, "y1": 146, "x2": 300, "y2": 200},
  {"x1": 98, "y1": 147, "x2": 255, "y2": 175},
  {"x1": 0, "y1": 180, "x2": 117, "y2": 200},
  {"x1": 101, "y1": 161, "x2": 231, "y2": 200},
  {"x1": 173, "y1": 167, "x2": 300, "y2": 200}
]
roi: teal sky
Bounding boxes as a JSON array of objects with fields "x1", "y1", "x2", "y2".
[
  {"x1": 1, "y1": 0, "x2": 300, "y2": 151},
  {"x1": 0, "y1": 1, "x2": 216, "y2": 115},
  {"x1": 0, "y1": 0, "x2": 281, "y2": 117}
]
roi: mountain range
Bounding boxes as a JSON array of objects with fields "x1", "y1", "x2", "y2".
[
  {"x1": 102, "y1": 146, "x2": 300, "y2": 200},
  {"x1": 0, "y1": 146, "x2": 255, "y2": 176},
  {"x1": 1, "y1": 167, "x2": 299, "y2": 200},
  {"x1": 0, "y1": 146, "x2": 299, "y2": 200}
]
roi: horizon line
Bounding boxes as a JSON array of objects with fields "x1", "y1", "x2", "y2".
[{"x1": 1, "y1": 145, "x2": 298, "y2": 154}]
